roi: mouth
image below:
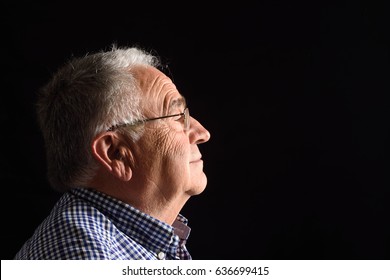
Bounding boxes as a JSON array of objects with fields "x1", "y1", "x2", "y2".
[{"x1": 190, "y1": 157, "x2": 203, "y2": 164}]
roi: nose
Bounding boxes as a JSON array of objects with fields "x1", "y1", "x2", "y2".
[{"x1": 189, "y1": 117, "x2": 211, "y2": 144}]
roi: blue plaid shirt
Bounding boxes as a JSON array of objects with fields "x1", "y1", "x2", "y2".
[{"x1": 14, "y1": 188, "x2": 192, "y2": 260}]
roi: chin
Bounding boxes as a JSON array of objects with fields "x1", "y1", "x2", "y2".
[{"x1": 187, "y1": 176, "x2": 208, "y2": 196}]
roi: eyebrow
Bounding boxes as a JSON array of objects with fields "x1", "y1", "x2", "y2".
[{"x1": 168, "y1": 97, "x2": 187, "y2": 112}]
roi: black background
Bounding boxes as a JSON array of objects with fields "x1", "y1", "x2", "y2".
[{"x1": 2, "y1": 1, "x2": 389, "y2": 260}]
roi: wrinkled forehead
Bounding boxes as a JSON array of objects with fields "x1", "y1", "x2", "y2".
[
  {"x1": 131, "y1": 65, "x2": 186, "y2": 113},
  {"x1": 131, "y1": 65, "x2": 165, "y2": 86}
]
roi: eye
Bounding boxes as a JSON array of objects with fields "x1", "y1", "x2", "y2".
[{"x1": 174, "y1": 113, "x2": 185, "y2": 122}]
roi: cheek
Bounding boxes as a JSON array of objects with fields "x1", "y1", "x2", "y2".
[
  {"x1": 164, "y1": 142, "x2": 188, "y2": 173},
  {"x1": 162, "y1": 137, "x2": 191, "y2": 178},
  {"x1": 148, "y1": 131, "x2": 189, "y2": 171},
  {"x1": 159, "y1": 131, "x2": 187, "y2": 159}
]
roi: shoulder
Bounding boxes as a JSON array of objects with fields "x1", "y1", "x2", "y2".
[
  {"x1": 15, "y1": 189, "x2": 159, "y2": 260},
  {"x1": 15, "y1": 192, "x2": 116, "y2": 259}
]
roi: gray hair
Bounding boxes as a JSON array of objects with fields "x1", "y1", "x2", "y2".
[{"x1": 36, "y1": 45, "x2": 161, "y2": 192}]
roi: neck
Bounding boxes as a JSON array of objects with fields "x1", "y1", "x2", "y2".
[{"x1": 90, "y1": 180, "x2": 190, "y2": 225}]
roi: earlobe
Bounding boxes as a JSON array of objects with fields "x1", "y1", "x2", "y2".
[{"x1": 91, "y1": 132, "x2": 133, "y2": 181}]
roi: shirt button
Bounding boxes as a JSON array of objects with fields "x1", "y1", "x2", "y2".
[{"x1": 157, "y1": 252, "x2": 165, "y2": 260}]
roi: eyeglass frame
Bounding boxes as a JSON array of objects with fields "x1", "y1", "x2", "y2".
[{"x1": 107, "y1": 107, "x2": 190, "y2": 132}]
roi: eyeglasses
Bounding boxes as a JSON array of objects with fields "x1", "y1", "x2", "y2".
[{"x1": 108, "y1": 107, "x2": 190, "y2": 132}]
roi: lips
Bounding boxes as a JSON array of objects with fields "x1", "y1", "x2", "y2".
[{"x1": 190, "y1": 156, "x2": 202, "y2": 163}]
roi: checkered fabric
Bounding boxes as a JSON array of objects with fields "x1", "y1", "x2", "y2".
[{"x1": 14, "y1": 188, "x2": 192, "y2": 260}]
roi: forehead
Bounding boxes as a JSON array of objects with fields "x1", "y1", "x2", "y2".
[{"x1": 132, "y1": 65, "x2": 186, "y2": 111}]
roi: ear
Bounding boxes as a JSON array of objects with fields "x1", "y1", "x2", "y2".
[{"x1": 91, "y1": 132, "x2": 133, "y2": 181}]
